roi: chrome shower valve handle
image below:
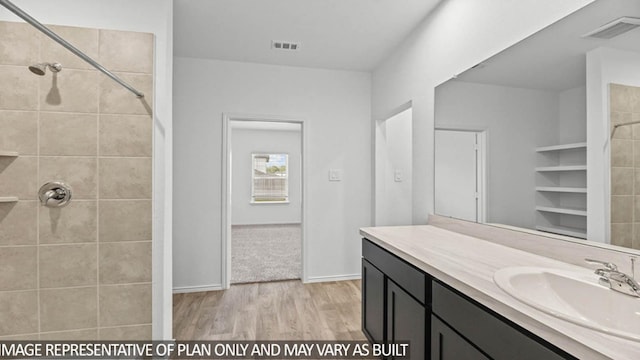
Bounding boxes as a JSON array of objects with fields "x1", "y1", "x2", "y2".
[{"x1": 38, "y1": 181, "x2": 72, "y2": 208}]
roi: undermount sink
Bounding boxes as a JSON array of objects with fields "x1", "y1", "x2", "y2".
[{"x1": 493, "y1": 266, "x2": 640, "y2": 341}]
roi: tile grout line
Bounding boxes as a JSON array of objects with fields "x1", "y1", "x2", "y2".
[
  {"x1": 36, "y1": 31, "x2": 42, "y2": 340},
  {"x1": 96, "y1": 27, "x2": 101, "y2": 339}
]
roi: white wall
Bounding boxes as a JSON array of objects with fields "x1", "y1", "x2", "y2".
[
  {"x1": 587, "y1": 47, "x2": 640, "y2": 243},
  {"x1": 0, "y1": 0, "x2": 173, "y2": 340},
  {"x1": 173, "y1": 58, "x2": 371, "y2": 290},
  {"x1": 558, "y1": 86, "x2": 587, "y2": 144},
  {"x1": 435, "y1": 81, "x2": 558, "y2": 228},
  {"x1": 231, "y1": 127, "x2": 301, "y2": 225},
  {"x1": 375, "y1": 108, "x2": 413, "y2": 226},
  {"x1": 372, "y1": 0, "x2": 596, "y2": 225}
]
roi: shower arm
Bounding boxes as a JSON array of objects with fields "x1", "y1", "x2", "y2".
[{"x1": 0, "y1": 0, "x2": 145, "y2": 98}]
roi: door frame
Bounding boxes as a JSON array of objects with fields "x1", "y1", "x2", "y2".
[
  {"x1": 222, "y1": 113, "x2": 308, "y2": 289},
  {"x1": 434, "y1": 127, "x2": 487, "y2": 223}
]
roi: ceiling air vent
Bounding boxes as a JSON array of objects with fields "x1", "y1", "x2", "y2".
[
  {"x1": 271, "y1": 40, "x2": 300, "y2": 51},
  {"x1": 583, "y1": 17, "x2": 640, "y2": 39}
]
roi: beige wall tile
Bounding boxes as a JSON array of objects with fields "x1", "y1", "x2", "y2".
[
  {"x1": 635, "y1": 141, "x2": 640, "y2": 168},
  {"x1": 40, "y1": 244, "x2": 97, "y2": 288},
  {"x1": 99, "y1": 325, "x2": 151, "y2": 340},
  {"x1": 611, "y1": 83, "x2": 632, "y2": 113},
  {"x1": 40, "y1": 201, "x2": 97, "y2": 244},
  {"x1": 631, "y1": 85, "x2": 640, "y2": 114},
  {"x1": 42, "y1": 25, "x2": 99, "y2": 71},
  {"x1": 99, "y1": 284, "x2": 151, "y2": 327},
  {"x1": 99, "y1": 158, "x2": 151, "y2": 199},
  {"x1": 611, "y1": 111, "x2": 632, "y2": 139},
  {"x1": 0, "y1": 66, "x2": 38, "y2": 110},
  {"x1": 99, "y1": 115, "x2": 152, "y2": 157},
  {"x1": 99, "y1": 200, "x2": 151, "y2": 242},
  {"x1": 634, "y1": 114, "x2": 640, "y2": 139},
  {"x1": 100, "y1": 241, "x2": 151, "y2": 284},
  {"x1": 40, "y1": 287, "x2": 97, "y2": 332},
  {"x1": 40, "y1": 329, "x2": 97, "y2": 341},
  {"x1": 99, "y1": 73, "x2": 153, "y2": 115},
  {"x1": 0, "y1": 111, "x2": 37, "y2": 155},
  {"x1": 0, "y1": 290, "x2": 38, "y2": 336},
  {"x1": 99, "y1": 30, "x2": 153, "y2": 74},
  {"x1": 39, "y1": 70, "x2": 99, "y2": 113},
  {"x1": 0, "y1": 156, "x2": 37, "y2": 199},
  {"x1": 0, "y1": 22, "x2": 39, "y2": 65},
  {"x1": 40, "y1": 112, "x2": 98, "y2": 156},
  {"x1": 612, "y1": 167, "x2": 633, "y2": 195},
  {"x1": 611, "y1": 223, "x2": 633, "y2": 248},
  {"x1": 39, "y1": 157, "x2": 97, "y2": 199},
  {"x1": 0, "y1": 333, "x2": 39, "y2": 341},
  {"x1": 0, "y1": 201, "x2": 36, "y2": 246},
  {"x1": 0, "y1": 246, "x2": 36, "y2": 291},
  {"x1": 611, "y1": 139, "x2": 633, "y2": 167},
  {"x1": 612, "y1": 195, "x2": 633, "y2": 223},
  {"x1": 633, "y1": 224, "x2": 640, "y2": 250}
]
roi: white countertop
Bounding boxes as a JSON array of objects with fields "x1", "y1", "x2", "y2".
[{"x1": 360, "y1": 225, "x2": 640, "y2": 360}]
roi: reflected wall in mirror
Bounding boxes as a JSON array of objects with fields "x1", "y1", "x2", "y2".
[{"x1": 433, "y1": 0, "x2": 640, "y2": 250}]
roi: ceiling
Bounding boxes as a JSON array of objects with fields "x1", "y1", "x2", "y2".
[
  {"x1": 173, "y1": 0, "x2": 442, "y2": 71},
  {"x1": 453, "y1": 0, "x2": 640, "y2": 91}
]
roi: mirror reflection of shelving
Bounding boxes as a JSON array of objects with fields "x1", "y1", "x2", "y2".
[{"x1": 535, "y1": 142, "x2": 587, "y2": 239}]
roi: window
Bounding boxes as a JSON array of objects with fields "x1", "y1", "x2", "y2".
[{"x1": 251, "y1": 153, "x2": 289, "y2": 203}]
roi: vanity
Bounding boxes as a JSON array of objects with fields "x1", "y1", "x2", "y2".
[{"x1": 361, "y1": 219, "x2": 640, "y2": 360}]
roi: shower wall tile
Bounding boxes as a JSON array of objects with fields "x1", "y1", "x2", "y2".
[
  {"x1": 40, "y1": 287, "x2": 97, "y2": 332},
  {"x1": 0, "y1": 246, "x2": 37, "y2": 291},
  {"x1": 99, "y1": 158, "x2": 151, "y2": 199},
  {"x1": 0, "y1": 22, "x2": 39, "y2": 66},
  {"x1": 99, "y1": 200, "x2": 152, "y2": 242},
  {"x1": 612, "y1": 195, "x2": 633, "y2": 223},
  {"x1": 39, "y1": 69, "x2": 99, "y2": 113},
  {"x1": 0, "y1": 111, "x2": 37, "y2": 155},
  {"x1": 0, "y1": 156, "x2": 37, "y2": 199},
  {"x1": 631, "y1": 86, "x2": 640, "y2": 113},
  {"x1": 0, "y1": 291, "x2": 38, "y2": 336},
  {"x1": 42, "y1": 25, "x2": 99, "y2": 71},
  {"x1": 99, "y1": 115, "x2": 152, "y2": 157},
  {"x1": 611, "y1": 223, "x2": 633, "y2": 248},
  {"x1": 40, "y1": 329, "x2": 98, "y2": 341},
  {"x1": 99, "y1": 30, "x2": 153, "y2": 74},
  {"x1": 99, "y1": 284, "x2": 151, "y2": 327},
  {"x1": 39, "y1": 244, "x2": 97, "y2": 288},
  {"x1": 611, "y1": 167, "x2": 633, "y2": 195},
  {"x1": 99, "y1": 325, "x2": 151, "y2": 341},
  {"x1": 39, "y1": 157, "x2": 97, "y2": 199},
  {"x1": 0, "y1": 333, "x2": 40, "y2": 341},
  {"x1": 0, "y1": 201, "x2": 37, "y2": 246},
  {"x1": 0, "y1": 66, "x2": 38, "y2": 110},
  {"x1": 40, "y1": 112, "x2": 98, "y2": 156},
  {"x1": 99, "y1": 73, "x2": 153, "y2": 115},
  {"x1": 39, "y1": 201, "x2": 97, "y2": 244},
  {"x1": 611, "y1": 139, "x2": 633, "y2": 167},
  {"x1": 611, "y1": 111, "x2": 632, "y2": 139},
  {"x1": 99, "y1": 241, "x2": 152, "y2": 284},
  {"x1": 610, "y1": 84, "x2": 632, "y2": 112}
]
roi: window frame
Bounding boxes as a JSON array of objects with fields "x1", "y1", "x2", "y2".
[{"x1": 250, "y1": 153, "x2": 290, "y2": 204}]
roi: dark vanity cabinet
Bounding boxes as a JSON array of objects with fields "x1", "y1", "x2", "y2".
[{"x1": 362, "y1": 238, "x2": 576, "y2": 360}]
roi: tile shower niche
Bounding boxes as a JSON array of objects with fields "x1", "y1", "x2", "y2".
[{"x1": 0, "y1": 20, "x2": 153, "y2": 340}]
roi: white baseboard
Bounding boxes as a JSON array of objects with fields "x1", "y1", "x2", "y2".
[
  {"x1": 172, "y1": 284, "x2": 223, "y2": 293},
  {"x1": 305, "y1": 273, "x2": 361, "y2": 283}
]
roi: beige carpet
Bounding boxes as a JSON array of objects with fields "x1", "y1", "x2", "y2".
[{"x1": 231, "y1": 224, "x2": 301, "y2": 284}]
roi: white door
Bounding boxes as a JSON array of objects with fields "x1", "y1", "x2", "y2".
[{"x1": 434, "y1": 130, "x2": 482, "y2": 222}]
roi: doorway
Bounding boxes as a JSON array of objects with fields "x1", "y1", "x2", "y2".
[
  {"x1": 434, "y1": 129, "x2": 486, "y2": 222},
  {"x1": 222, "y1": 114, "x2": 306, "y2": 289}
]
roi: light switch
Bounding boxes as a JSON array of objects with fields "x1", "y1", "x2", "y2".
[
  {"x1": 329, "y1": 169, "x2": 342, "y2": 181},
  {"x1": 394, "y1": 169, "x2": 403, "y2": 182}
]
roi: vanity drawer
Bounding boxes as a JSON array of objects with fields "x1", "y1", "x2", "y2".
[
  {"x1": 432, "y1": 282, "x2": 572, "y2": 360},
  {"x1": 362, "y1": 238, "x2": 426, "y2": 304}
]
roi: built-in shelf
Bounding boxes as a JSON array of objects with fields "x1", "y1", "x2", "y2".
[
  {"x1": 536, "y1": 225, "x2": 587, "y2": 239},
  {"x1": 0, "y1": 197, "x2": 18, "y2": 203},
  {"x1": 535, "y1": 165, "x2": 587, "y2": 172},
  {"x1": 535, "y1": 142, "x2": 587, "y2": 152},
  {"x1": 0, "y1": 151, "x2": 18, "y2": 157},
  {"x1": 535, "y1": 206, "x2": 587, "y2": 216},
  {"x1": 536, "y1": 186, "x2": 587, "y2": 193}
]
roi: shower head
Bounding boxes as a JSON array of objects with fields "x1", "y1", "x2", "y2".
[{"x1": 28, "y1": 62, "x2": 62, "y2": 76}]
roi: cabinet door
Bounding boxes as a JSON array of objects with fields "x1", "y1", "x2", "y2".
[
  {"x1": 362, "y1": 259, "x2": 385, "y2": 343},
  {"x1": 387, "y1": 280, "x2": 425, "y2": 360},
  {"x1": 431, "y1": 315, "x2": 489, "y2": 360}
]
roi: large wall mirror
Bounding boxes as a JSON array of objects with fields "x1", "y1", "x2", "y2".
[{"x1": 434, "y1": 0, "x2": 640, "y2": 250}]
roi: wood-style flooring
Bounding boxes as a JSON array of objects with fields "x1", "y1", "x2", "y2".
[{"x1": 173, "y1": 280, "x2": 366, "y2": 341}]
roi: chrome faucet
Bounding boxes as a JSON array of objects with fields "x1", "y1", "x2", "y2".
[{"x1": 585, "y1": 258, "x2": 640, "y2": 297}]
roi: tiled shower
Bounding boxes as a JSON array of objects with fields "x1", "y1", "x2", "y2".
[
  {"x1": 0, "y1": 21, "x2": 153, "y2": 340},
  {"x1": 610, "y1": 83, "x2": 640, "y2": 249}
]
